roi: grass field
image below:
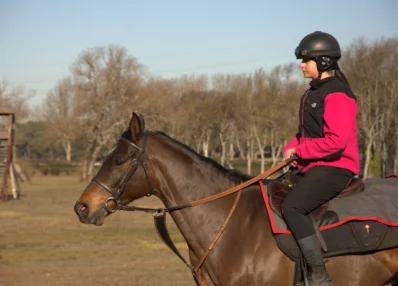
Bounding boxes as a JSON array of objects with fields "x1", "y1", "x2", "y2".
[{"x1": 0, "y1": 175, "x2": 195, "y2": 286}]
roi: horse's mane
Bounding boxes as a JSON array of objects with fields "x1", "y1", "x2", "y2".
[{"x1": 122, "y1": 130, "x2": 252, "y2": 183}]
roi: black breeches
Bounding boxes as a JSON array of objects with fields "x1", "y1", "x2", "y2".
[{"x1": 282, "y1": 166, "x2": 352, "y2": 239}]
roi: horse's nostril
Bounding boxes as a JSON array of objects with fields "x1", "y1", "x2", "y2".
[{"x1": 75, "y1": 201, "x2": 89, "y2": 217}]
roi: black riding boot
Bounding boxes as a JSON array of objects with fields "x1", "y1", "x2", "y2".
[{"x1": 297, "y1": 234, "x2": 332, "y2": 286}]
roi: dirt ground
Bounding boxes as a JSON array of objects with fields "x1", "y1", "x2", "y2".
[{"x1": 0, "y1": 175, "x2": 195, "y2": 286}]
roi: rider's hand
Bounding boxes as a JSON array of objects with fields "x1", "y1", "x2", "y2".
[{"x1": 283, "y1": 148, "x2": 298, "y2": 167}]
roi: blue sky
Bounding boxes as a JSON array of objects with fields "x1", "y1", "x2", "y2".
[{"x1": 1, "y1": 0, "x2": 397, "y2": 106}]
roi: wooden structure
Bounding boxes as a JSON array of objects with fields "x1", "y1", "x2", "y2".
[{"x1": 0, "y1": 111, "x2": 19, "y2": 201}]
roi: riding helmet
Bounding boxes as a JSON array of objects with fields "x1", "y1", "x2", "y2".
[{"x1": 295, "y1": 31, "x2": 341, "y2": 71}]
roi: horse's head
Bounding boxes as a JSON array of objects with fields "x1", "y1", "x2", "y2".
[{"x1": 74, "y1": 112, "x2": 155, "y2": 225}]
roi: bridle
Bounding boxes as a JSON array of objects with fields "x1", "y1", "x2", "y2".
[
  {"x1": 91, "y1": 133, "x2": 191, "y2": 214},
  {"x1": 90, "y1": 132, "x2": 206, "y2": 284},
  {"x1": 88, "y1": 132, "x2": 292, "y2": 286},
  {"x1": 91, "y1": 134, "x2": 156, "y2": 213}
]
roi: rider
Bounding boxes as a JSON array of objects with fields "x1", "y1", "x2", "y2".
[{"x1": 282, "y1": 31, "x2": 360, "y2": 285}]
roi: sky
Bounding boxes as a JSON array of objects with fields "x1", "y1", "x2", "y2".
[{"x1": 1, "y1": 0, "x2": 397, "y2": 106}]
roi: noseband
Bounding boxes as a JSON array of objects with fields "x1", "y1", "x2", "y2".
[{"x1": 91, "y1": 134, "x2": 155, "y2": 213}]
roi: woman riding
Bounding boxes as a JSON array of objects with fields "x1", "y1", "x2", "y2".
[{"x1": 282, "y1": 31, "x2": 360, "y2": 285}]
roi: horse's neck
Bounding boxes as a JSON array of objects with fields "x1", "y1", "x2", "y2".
[
  {"x1": 150, "y1": 136, "x2": 244, "y2": 255},
  {"x1": 147, "y1": 136, "x2": 278, "y2": 279},
  {"x1": 151, "y1": 135, "x2": 238, "y2": 205}
]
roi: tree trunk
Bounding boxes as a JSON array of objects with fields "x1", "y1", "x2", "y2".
[
  {"x1": 14, "y1": 163, "x2": 28, "y2": 182},
  {"x1": 81, "y1": 109, "x2": 107, "y2": 181},
  {"x1": 227, "y1": 142, "x2": 234, "y2": 169},
  {"x1": 253, "y1": 126, "x2": 266, "y2": 173},
  {"x1": 194, "y1": 130, "x2": 204, "y2": 153},
  {"x1": 219, "y1": 133, "x2": 226, "y2": 167},
  {"x1": 82, "y1": 138, "x2": 97, "y2": 181},
  {"x1": 9, "y1": 163, "x2": 19, "y2": 199},
  {"x1": 235, "y1": 134, "x2": 246, "y2": 160},
  {"x1": 269, "y1": 131, "x2": 283, "y2": 167},
  {"x1": 203, "y1": 140, "x2": 209, "y2": 158},
  {"x1": 271, "y1": 143, "x2": 283, "y2": 167},
  {"x1": 381, "y1": 141, "x2": 388, "y2": 177},
  {"x1": 246, "y1": 137, "x2": 253, "y2": 175},
  {"x1": 202, "y1": 130, "x2": 211, "y2": 157},
  {"x1": 87, "y1": 144, "x2": 102, "y2": 179},
  {"x1": 363, "y1": 140, "x2": 372, "y2": 179},
  {"x1": 63, "y1": 139, "x2": 72, "y2": 162}
]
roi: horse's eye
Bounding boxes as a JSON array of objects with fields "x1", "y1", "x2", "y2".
[{"x1": 114, "y1": 156, "x2": 128, "y2": 166}]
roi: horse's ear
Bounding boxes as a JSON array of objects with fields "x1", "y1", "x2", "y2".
[{"x1": 129, "y1": 112, "x2": 145, "y2": 141}]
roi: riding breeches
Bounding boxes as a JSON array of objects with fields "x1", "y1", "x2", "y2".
[{"x1": 282, "y1": 166, "x2": 353, "y2": 239}]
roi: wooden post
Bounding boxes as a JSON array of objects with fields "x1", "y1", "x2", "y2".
[
  {"x1": 0, "y1": 112, "x2": 18, "y2": 201},
  {"x1": 9, "y1": 162, "x2": 19, "y2": 199}
]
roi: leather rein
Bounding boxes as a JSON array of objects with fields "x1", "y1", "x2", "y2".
[{"x1": 90, "y1": 133, "x2": 291, "y2": 286}]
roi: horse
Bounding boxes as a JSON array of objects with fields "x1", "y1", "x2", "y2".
[{"x1": 74, "y1": 112, "x2": 398, "y2": 286}]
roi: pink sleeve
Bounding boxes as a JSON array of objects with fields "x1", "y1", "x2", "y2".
[
  {"x1": 295, "y1": 92, "x2": 356, "y2": 160},
  {"x1": 283, "y1": 133, "x2": 300, "y2": 153}
]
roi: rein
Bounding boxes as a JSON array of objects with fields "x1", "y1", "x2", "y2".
[
  {"x1": 91, "y1": 134, "x2": 293, "y2": 285},
  {"x1": 118, "y1": 157, "x2": 292, "y2": 212}
]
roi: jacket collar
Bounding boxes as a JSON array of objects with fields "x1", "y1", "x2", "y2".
[{"x1": 309, "y1": 76, "x2": 336, "y2": 90}]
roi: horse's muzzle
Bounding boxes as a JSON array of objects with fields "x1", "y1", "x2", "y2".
[
  {"x1": 74, "y1": 201, "x2": 89, "y2": 217},
  {"x1": 74, "y1": 201, "x2": 105, "y2": 225}
]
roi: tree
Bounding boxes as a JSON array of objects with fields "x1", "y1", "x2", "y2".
[
  {"x1": 40, "y1": 77, "x2": 80, "y2": 162},
  {"x1": 71, "y1": 45, "x2": 147, "y2": 181},
  {"x1": 0, "y1": 80, "x2": 32, "y2": 120},
  {"x1": 342, "y1": 37, "x2": 398, "y2": 177},
  {"x1": 15, "y1": 121, "x2": 51, "y2": 159}
]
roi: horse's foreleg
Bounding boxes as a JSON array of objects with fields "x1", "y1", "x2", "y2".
[{"x1": 372, "y1": 248, "x2": 398, "y2": 284}]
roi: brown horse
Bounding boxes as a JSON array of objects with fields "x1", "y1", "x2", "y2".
[{"x1": 74, "y1": 113, "x2": 398, "y2": 286}]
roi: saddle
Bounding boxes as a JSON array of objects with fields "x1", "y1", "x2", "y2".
[{"x1": 268, "y1": 172, "x2": 365, "y2": 221}]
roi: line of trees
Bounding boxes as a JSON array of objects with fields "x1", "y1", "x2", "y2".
[{"x1": 2, "y1": 37, "x2": 397, "y2": 179}]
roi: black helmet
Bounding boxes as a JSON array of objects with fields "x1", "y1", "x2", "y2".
[
  {"x1": 295, "y1": 31, "x2": 341, "y2": 60},
  {"x1": 295, "y1": 31, "x2": 341, "y2": 72}
]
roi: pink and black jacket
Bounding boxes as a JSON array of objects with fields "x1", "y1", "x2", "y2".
[{"x1": 283, "y1": 76, "x2": 360, "y2": 175}]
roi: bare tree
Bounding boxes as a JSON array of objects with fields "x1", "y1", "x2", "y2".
[
  {"x1": 21, "y1": 36, "x2": 398, "y2": 180},
  {"x1": 40, "y1": 77, "x2": 80, "y2": 161},
  {"x1": 71, "y1": 45, "x2": 146, "y2": 181},
  {"x1": 0, "y1": 80, "x2": 32, "y2": 120},
  {"x1": 342, "y1": 37, "x2": 398, "y2": 177}
]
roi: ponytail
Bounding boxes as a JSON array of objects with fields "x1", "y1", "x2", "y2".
[{"x1": 334, "y1": 63, "x2": 351, "y2": 90}]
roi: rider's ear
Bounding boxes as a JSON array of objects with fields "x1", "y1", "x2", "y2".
[{"x1": 129, "y1": 112, "x2": 145, "y2": 141}]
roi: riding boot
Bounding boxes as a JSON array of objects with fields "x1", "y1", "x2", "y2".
[{"x1": 296, "y1": 234, "x2": 333, "y2": 286}]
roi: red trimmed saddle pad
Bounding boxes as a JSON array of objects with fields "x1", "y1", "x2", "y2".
[{"x1": 260, "y1": 176, "x2": 398, "y2": 262}]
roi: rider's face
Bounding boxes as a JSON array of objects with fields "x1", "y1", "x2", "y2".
[{"x1": 300, "y1": 58, "x2": 318, "y2": 79}]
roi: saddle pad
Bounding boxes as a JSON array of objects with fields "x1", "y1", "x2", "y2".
[
  {"x1": 275, "y1": 224, "x2": 398, "y2": 262},
  {"x1": 259, "y1": 176, "x2": 398, "y2": 261},
  {"x1": 259, "y1": 177, "x2": 398, "y2": 235}
]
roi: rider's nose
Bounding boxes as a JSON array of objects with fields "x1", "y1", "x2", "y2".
[{"x1": 74, "y1": 201, "x2": 89, "y2": 218}]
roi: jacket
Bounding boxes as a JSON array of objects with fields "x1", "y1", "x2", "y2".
[{"x1": 283, "y1": 76, "x2": 360, "y2": 175}]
